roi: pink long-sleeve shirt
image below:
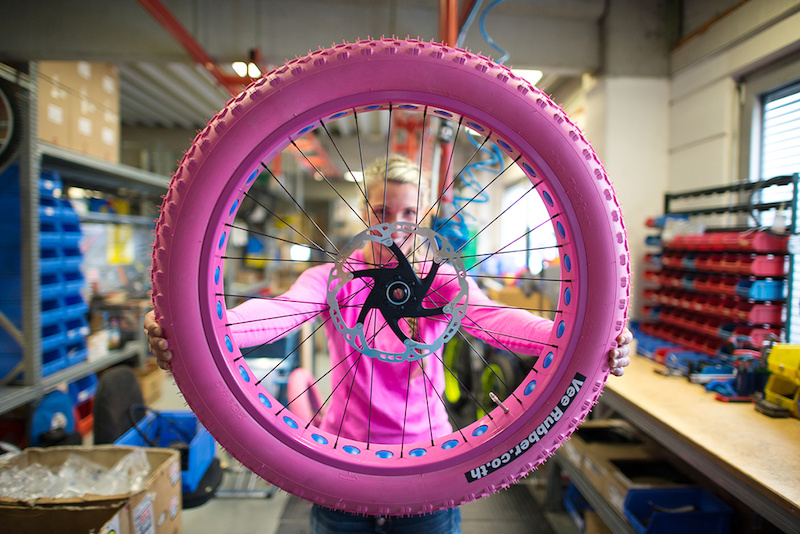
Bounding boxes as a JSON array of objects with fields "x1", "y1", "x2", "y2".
[{"x1": 228, "y1": 249, "x2": 552, "y2": 445}]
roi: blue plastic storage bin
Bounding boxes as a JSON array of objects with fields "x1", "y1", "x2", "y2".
[
  {"x1": 41, "y1": 347, "x2": 67, "y2": 376},
  {"x1": 62, "y1": 270, "x2": 85, "y2": 294},
  {"x1": 40, "y1": 272, "x2": 63, "y2": 300},
  {"x1": 563, "y1": 483, "x2": 592, "y2": 532},
  {"x1": 39, "y1": 169, "x2": 63, "y2": 198},
  {"x1": 623, "y1": 487, "x2": 732, "y2": 534},
  {"x1": 68, "y1": 373, "x2": 98, "y2": 404},
  {"x1": 64, "y1": 338, "x2": 88, "y2": 366},
  {"x1": 664, "y1": 351, "x2": 716, "y2": 375},
  {"x1": 41, "y1": 323, "x2": 66, "y2": 352},
  {"x1": 736, "y1": 279, "x2": 784, "y2": 301},
  {"x1": 115, "y1": 410, "x2": 216, "y2": 493}
]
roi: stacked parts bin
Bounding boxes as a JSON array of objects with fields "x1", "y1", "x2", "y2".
[
  {"x1": 0, "y1": 164, "x2": 89, "y2": 382},
  {"x1": 641, "y1": 228, "x2": 787, "y2": 363}
]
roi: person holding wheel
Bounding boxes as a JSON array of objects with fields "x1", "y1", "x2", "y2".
[{"x1": 145, "y1": 154, "x2": 632, "y2": 534}]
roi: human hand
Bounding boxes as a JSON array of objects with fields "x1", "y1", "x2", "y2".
[
  {"x1": 609, "y1": 327, "x2": 633, "y2": 377},
  {"x1": 144, "y1": 310, "x2": 173, "y2": 371}
]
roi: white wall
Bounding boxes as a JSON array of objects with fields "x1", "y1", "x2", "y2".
[
  {"x1": 668, "y1": 3, "x2": 800, "y2": 190},
  {"x1": 576, "y1": 77, "x2": 670, "y2": 320},
  {"x1": 563, "y1": 2, "x2": 800, "y2": 321}
]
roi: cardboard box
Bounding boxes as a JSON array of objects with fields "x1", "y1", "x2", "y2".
[
  {"x1": 0, "y1": 445, "x2": 182, "y2": 534},
  {"x1": 584, "y1": 510, "x2": 613, "y2": 534},
  {"x1": 37, "y1": 61, "x2": 120, "y2": 163},
  {"x1": 135, "y1": 358, "x2": 165, "y2": 406},
  {"x1": 488, "y1": 285, "x2": 555, "y2": 321}
]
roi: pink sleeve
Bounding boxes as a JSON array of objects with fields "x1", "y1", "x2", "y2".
[
  {"x1": 227, "y1": 264, "x2": 331, "y2": 348},
  {"x1": 444, "y1": 276, "x2": 553, "y2": 355}
]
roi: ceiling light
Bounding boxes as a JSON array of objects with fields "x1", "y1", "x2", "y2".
[
  {"x1": 513, "y1": 69, "x2": 543, "y2": 86},
  {"x1": 232, "y1": 61, "x2": 248, "y2": 77},
  {"x1": 345, "y1": 171, "x2": 363, "y2": 182},
  {"x1": 247, "y1": 62, "x2": 261, "y2": 78}
]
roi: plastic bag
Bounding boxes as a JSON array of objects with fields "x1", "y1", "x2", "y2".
[{"x1": 0, "y1": 449, "x2": 151, "y2": 503}]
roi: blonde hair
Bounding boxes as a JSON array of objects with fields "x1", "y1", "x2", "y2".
[{"x1": 363, "y1": 155, "x2": 431, "y2": 209}]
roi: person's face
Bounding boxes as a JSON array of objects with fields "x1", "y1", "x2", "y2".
[{"x1": 364, "y1": 181, "x2": 423, "y2": 260}]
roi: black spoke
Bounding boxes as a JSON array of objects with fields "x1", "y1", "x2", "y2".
[
  {"x1": 258, "y1": 164, "x2": 339, "y2": 253},
  {"x1": 290, "y1": 138, "x2": 369, "y2": 229},
  {"x1": 319, "y1": 117, "x2": 380, "y2": 225},
  {"x1": 225, "y1": 222, "x2": 338, "y2": 262},
  {"x1": 425, "y1": 126, "x2": 487, "y2": 227},
  {"x1": 243, "y1": 186, "x2": 335, "y2": 256},
  {"x1": 457, "y1": 330, "x2": 521, "y2": 406},
  {"x1": 332, "y1": 353, "x2": 363, "y2": 448},
  {"x1": 459, "y1": 244, "x2": 562, "y2": 260},
  {"x1": 252, "y1": 315, "x2": 328, "y2": 385}
]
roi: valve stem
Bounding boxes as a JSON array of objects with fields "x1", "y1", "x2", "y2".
[{"x1": 489, "y1": 392, "x2": 509, "y2": 414}]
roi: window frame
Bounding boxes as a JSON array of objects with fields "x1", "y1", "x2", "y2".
[{"x1": 738, "y1": 55, "x2": 800, "y2": 344}]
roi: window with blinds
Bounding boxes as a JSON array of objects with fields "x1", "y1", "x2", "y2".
[
  {"x1": 759, "y1": 81, "x2": 800, "y2": 343},
  {"x1": 760, "y1": 82, "x2": 800, "y2": 204}
]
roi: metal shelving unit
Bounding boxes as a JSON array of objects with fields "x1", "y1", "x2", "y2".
[{"x1": 0, "y1": 62, "x2": 167, "y2": 416}]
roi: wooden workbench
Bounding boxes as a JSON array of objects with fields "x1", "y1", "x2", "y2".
[{"x1": 600, "y1": 355, "x2": 800, "y2": 533}]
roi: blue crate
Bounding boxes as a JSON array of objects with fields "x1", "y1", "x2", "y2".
[
  {"x1": 62, "y1": 270, "x2": 85, "y2": 294},
  {"x1": 59, "y1": 198, "x2": 80, "y2": 221},
  {"x1": 61, "y1": 245, "x2": 83, "y2": 271},
  {"x1": 64, "y1": 316, "x2": 89, "y2": 342},
  {"x1": 664, "y1": 351, "x2": 716, "y2": 375},
  {"x1": 62, "y1": 293, "x2": 89, "y2": 320},
  {"x1": 39, "y1": 196, "x2": 63, "y2": 220},
  {"x1": 39, "y1": 245, "x2": 62, "y2": 274},
  {"x1": 60, "y1": 219, "x2": 83, "y2": 245},
  {"x1": 116, "y1": 410, "x2": 216, "y2": 493},
  {"x1": 40, "y1": 272, "x2": 63, "y2": 301},
  {"x1": 64, "y1": 338, "x2": 88, "y2": 367},
  {"x1": 68, "y1": 373, "x2": 98, "y2": 404},
  {"x1": 41, "y1": 323, "x2": 66, "y2": 352},
  {"x1": 0, "y1": 274, "x2": 22, "y2": 302},
  {"x1": 40, "y1": 218, "x2": 62, "y2": 246},
  {"x1": 563, "y1": 483, "x2": 592, "y2": 532},
  {"x1": 42, "y1": 347, "x2": 67, "y2": 377},
  {"x1": 624, "y1": 487, "x2": 732, "y2": 534},
  {"x1": 0, "y1": 194, "x2": 20, "y2": 222},
  {"x1": 633, "y1": 331, "x2": 681, "y2": 360},
  {"x1": 41, "y1": 296, "x2": 65, "y2": 326},
  {"x1": 0, "y1": 295, "x2": 21, "y2": 323},
  {"x1": 39, "y1": 170, "x2": 63, "y2": 198},
  {"x1": 736, "y1": 279, "x2": 784, "y2": 301}
]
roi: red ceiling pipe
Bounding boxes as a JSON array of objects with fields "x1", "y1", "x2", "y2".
[
  {"x1": 437, "y1": 0, "x2": 460, "y2": 202},
  {"x1": 136, "y1": 0, "x2": 246, "y2": 95},
  {"x1": 438, "y1": 0, "x2": 459, "y2": 47}
]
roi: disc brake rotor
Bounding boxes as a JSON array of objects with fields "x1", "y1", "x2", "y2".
[{"x1": 327, "y1": 222, "x2": 468, "y2": 362}]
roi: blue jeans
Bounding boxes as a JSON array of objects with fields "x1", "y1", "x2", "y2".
[{"x1": 310, "y1": 504, "x2": 461, "y2": 534}]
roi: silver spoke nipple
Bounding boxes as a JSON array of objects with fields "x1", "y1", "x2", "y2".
[{"x1": 489, "y1": 392, "x2": 509, "y2": 414}]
